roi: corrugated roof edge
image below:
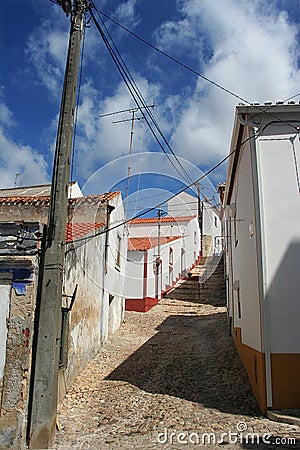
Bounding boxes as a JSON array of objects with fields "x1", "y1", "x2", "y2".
[
  {"x1": 0, "y1": 192, "x2": 121, "y2": 205},
  {"x1": 129, "y1": 215, "x2": 196, "y2": 224}
]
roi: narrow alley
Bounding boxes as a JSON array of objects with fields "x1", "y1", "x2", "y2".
[{"x1": 54, "y1": 260, "x2": 300, "y2": 449}]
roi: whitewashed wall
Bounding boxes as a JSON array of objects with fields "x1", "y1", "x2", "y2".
[
  {"x1": 126, "y1": 217, "x2": 200, "y2": 300},
  {"x1": 63, "y1": 193, "x2": 127, "y2": 391},
  {"x1": 125, "y1": 251, "x2": 145, "y2": 299},
  {"x1": 0, "y1": 282, "x2": 10, "y2": 385},
  {"x1": 167, "y1": 191, "x2": 222, "y2": 256},
  {"x1": 225, "y1": 130, "x2": 262, "y2": 352},
  {"x1": 102, "y1": 194, "x2": 127, "y2": 338},
  {"x1": 257, "y1": 133, "x2": 300, "y2": 353},
  {"x1": 203, "y1": 204, "x2": 222, "y2": 255}
]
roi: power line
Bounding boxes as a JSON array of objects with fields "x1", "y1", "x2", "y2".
[
  {"x1": 94, "y1": 5, "x2": 300, "y2": 131},
  {"x1": 67, "y1": 129, "x2": 258, "y2": 245},
  {"x1": 89, "y1": 5, "x2": 197, "y2": 189}
]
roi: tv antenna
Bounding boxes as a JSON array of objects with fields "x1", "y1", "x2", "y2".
[{"x1": 100, "y1": 104, "x2": 155, "y2": 216}]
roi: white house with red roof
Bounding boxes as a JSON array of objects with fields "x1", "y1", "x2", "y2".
[
  {"x1": 0, "y1": 184, "x2": 127, "y2": 445},
  {"x1": 167, "y1": 191, "x2": 222, "y2": 256},
  {"x1": 125, "y1": 215, "x2": 200, "y2": 312}
]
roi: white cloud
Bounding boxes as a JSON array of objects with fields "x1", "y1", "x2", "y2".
[
  {"x1": 155, "y1": 0, "x2": 300, "y2": 168},
  {"x1": 20, "y1": 0, "x2": 300, "y2": 189},
  {"x1": 0, "y1": 103, "x2": 14, "y2": 128},
  {"x1": 0, "y1": 101, "x2": 49, "y2": 188},
  {"x1": 25, "y1": 15, "x2": 69, "y2": 97},
  {"x1": 0, "y1": 128, "x2": 49, "y2": 188},
  {"x1": 73, "y1": 77, "x2": 162, "y2": 180},
  {"x1": 114, "y1": 0, "x2": 140, "y2": 29}
]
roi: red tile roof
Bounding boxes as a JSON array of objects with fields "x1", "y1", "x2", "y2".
[
  {"x1": 65, "y1": 222, "x2": 105, "y2": 243},
  {"x1": 0, "y1": 192, "x2": 120, "y2": 206},
  {"x1": 128, "y1": 235, "x2": 181, "y2": 251},
  {"x1": 130, "y1": 215, "x2": 196, "y2": 225}
]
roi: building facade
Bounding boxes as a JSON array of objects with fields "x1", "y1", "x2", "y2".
[
  {"x1": 167, "y1": 191, "x2": 222, "y2": 256},
  {"x1": 0, "y1": 186, "x2": 127, "y2": 447},
  {"x1": 125, "y1": 215, "x2": 200, "y2": 312},
  {"x1": 223, "y1": 103, "x2": 300, "y2": 412}
]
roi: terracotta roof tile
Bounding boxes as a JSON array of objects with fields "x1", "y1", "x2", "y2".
[
  {"x1": 128, "y1": 235, "x2": 181, "y2": 251},
  {"x1": 0, "y1": 192, "x2": 120, "y2": 206},
  {"x1": 129, "y1": 215, "x2": 196, "y2": 225},
  {"x1": 65, "y1": 222, "x2": 105, "y2": 243}
]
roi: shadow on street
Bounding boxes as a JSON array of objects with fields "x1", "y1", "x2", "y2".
[{"x1": 106, "y1": 311, "x2": 259, "y2": 416}]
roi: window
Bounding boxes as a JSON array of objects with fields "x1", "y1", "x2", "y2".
[
  {"x1": 169, "y1": 247, "x2": 173, "y2": 265},
  {"x1": 169, "y1": 247, "x2": 174, "y2": 285},
  {"x1": 233, "y1": 280, "x2": 241, "y2": 318},
  {"x1": 194, "y1": 231, "x2": 197, "y2": 244},
  {"x1": 115, "y1": 234, "x2": 121, "y2": 269},
  {"x1": 214, "y1": 216, "x2": 218, "y2": 228},
  {"x1": 181, "y1": 248, "x2": 185, "y2": 273}
]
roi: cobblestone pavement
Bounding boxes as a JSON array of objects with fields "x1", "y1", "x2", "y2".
[{"x1": 54, "y1": 298, "x2": 300, "y2": 449}]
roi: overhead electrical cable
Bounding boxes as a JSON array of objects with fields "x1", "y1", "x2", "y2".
[
  {"x1": 48, "y1": 1, "x2": 300, "y2": 241},
  {"x1": 89, "y1": 5, "x2": 197, "y2": 189},
  {"x1": 93, "y1": 5, "x2": 300, "y2": 131},
  {"x1": 68, "y1": 130, "x2": 258, "y2": 245}
]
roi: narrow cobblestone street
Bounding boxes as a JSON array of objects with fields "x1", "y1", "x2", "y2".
[{"x1": 54, "y1": 271, "x2": 300, "y2": 449}]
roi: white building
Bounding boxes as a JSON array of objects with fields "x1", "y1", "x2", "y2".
[
  {"x1": 125, "y1": 215, "x2": 200, "y2": 312},
  {"x1": 167, "y1": 191, "x2": 222, "y2": 256},
  {"x1": 223, "y1": 102, "x2": 300, "y2": 413}
]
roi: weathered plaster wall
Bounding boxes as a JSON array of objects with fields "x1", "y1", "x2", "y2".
[
  {"x1": 0, "y1": 205, "x2": 49, "y2": 224},
  {"x1": 0, "y1": 258, "x2": 37, "y2": 448},
  {"x1": 101, "y1": 194, "x2": 127, "y2": 339},
  {"x1": 62, "y1": 232, "x2": 105, "y2": 397},
  {"x1": 61, "y1": 193, "x2": 127, "y2": 398},
  {"x1": 0, "y1": 282, "x2": 11, "y2": 392}
]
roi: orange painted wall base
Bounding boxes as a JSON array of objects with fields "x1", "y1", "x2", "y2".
[
  {"x1": 233, "y1": 328, "x2": 300, "y2": 412},
  {"x1": 233, "y1": 327, "x2": 267, "y2": 413},
  {"x1": 271, "y1": 353, "x2": 300, "y2": 409}
]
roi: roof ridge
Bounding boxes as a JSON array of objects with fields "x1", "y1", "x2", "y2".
[
  {"x1": 0, "y1": 192, "x2": 121, "y2": 203},
  {"x1": 130, "y1": 215, "x2": 196, "y2": 224}
]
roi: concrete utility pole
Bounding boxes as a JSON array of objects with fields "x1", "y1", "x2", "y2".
[
  {"x1": 28, "y1": 1, "x2": 88, "y2": 448},
  {"x1": 155, "y1": 209, "x2": 162, "y2": 299},
  {"x1": 197, "y1": 181, "x2": 203, "y2": 256}
]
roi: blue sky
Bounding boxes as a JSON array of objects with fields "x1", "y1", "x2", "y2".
[{"x1": 1, "y1": 0, "x2": 300, "y2": 216}]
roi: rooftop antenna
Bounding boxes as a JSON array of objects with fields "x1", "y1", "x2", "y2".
[
  {"x1": 100, "y1": 104, "x2": 155, "y2": 216},
  {"x1": 14, "y1": 173, "x2": 20, "y2": 188}
]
